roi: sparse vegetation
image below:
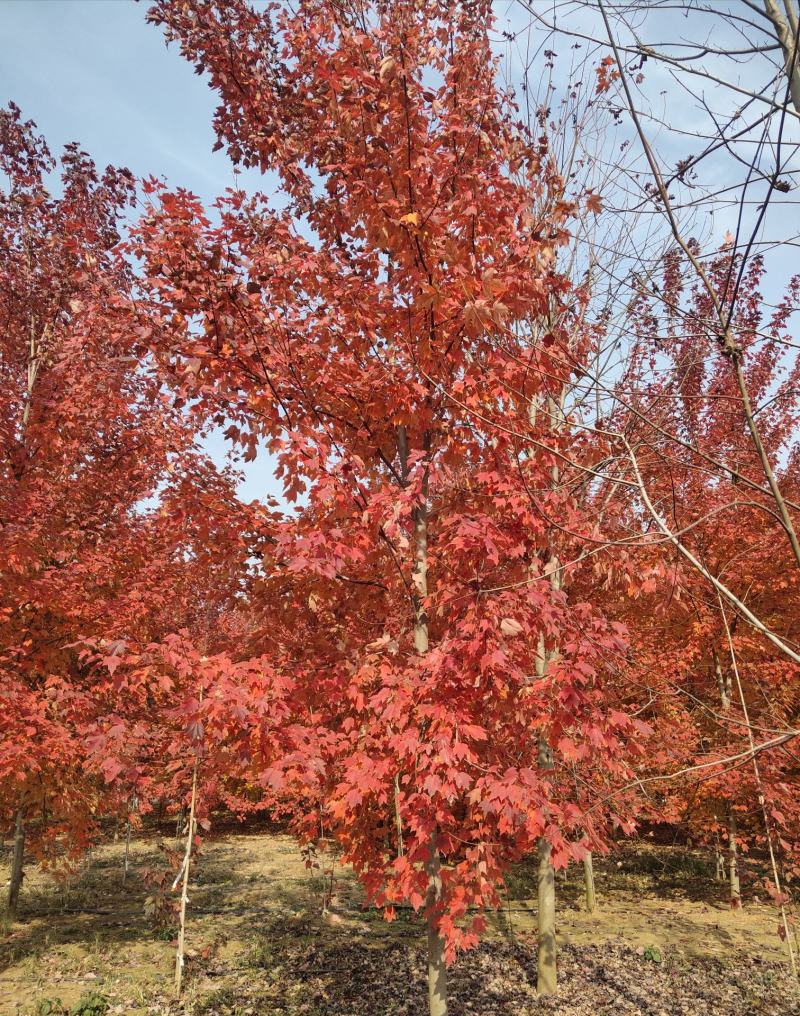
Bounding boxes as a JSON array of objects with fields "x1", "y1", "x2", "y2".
[{"x1": 1, "y1": 831, "x2": 797, "y2": 1015}]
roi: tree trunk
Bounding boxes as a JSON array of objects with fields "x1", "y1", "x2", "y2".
[
  {"x1": 537, "y1": 731, "x2": 556, "y2": 993},
  {"x1": 7, "y1": 808, "x2": 25, "y2": 920},
  {"x1": 729, "y1": 809, "x2": 741, "y2": 910},
  {"x1": 714, "y1": 651, "x2": 741, "y2": 909},
  {"x1": 537, "y1": 833, "x2": 557, "y2": 993},
  {"x1": 123, "y1": 816, "x2": 132, "y2": 885},
  {"x1": 535, "y1": 618, "x2": 558, "y2": 993},
  {"x1": 175, "y1": 762, "x2": 198, "y2": 997},
  {"x1": 400, "y1": 423, "x2": 446, "y2": 1016},
  {"x1": 583, "y1": 852, "x2": 596, "y2": 913},
  {"x1": 393, "y1": 773, "x2": 404, "y2": 857},
  {"x1": 416, "y1": 503, "x2": 447, "y2": 1016},
  {"x1": 425, "y1": 828, "x2": 447, "y2": 1016}
]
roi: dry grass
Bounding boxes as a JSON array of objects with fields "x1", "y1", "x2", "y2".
[{"x1": 0, "y1": 829, "x2": 796, "y2": 1014}]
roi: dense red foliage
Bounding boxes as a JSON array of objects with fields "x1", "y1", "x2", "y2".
[
  {"x1": 2, "y1": 0, "x2": 799, "y2": 995},
  {"x1": 0, "y1": 104, "x2": 259, "y2": 859},
  {"x1": 133, "y1": 0, "x2": 654, "y2": 955}
]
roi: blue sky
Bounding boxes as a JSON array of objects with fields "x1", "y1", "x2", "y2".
[
  {"x1": 3, "y1": 1, "x2": 797, "y2": 498},
  {"x1": 0, "y1": 0, "x2": 258, "y2": 204},
  {"x1": 1, "y1": 0, "x2": 279, "y2": 502}
]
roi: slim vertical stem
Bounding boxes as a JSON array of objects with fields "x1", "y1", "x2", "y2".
[
  {"x1": 425, "y1": 827, "x2": 447, "y2": 1016},
  {"x1": 714, "y1": 645, "x2": 741, "y2": 911},
  {"x1": 394, "y1": 773, "x2": 404, "y2": 858},
  {"x1": 123, "y1": 817, "x2": 132, "y2": 885},
  {"x1": 174, "y1": 759, "x2": 199, "y2": 997},
  {"x1": 402, "y1": 423, "x2": 446, "y2": 1016},
  {"x1": 537, "y1": 835, "x2": 557, "y2": 992},
  {"x1": 7, "y1": 808, "x2": 25, "y2": 920},
  {"x1": 713, "y1": 821, "x2": 725, "y2": 882},
  {"x1": 417, "y1": 510, "x2": 447, "y2": 1015},
  {"x1": 729, "y1": 809, "x2": 741, "y2": 910},
  {"x1": 534, "y1": 620, "x2": 559, "y2": 994},
  {"x1": 504, "y1": 882, "x2": 515, "y2": 941},
  {"x1": 528, "y1": 374, "x2": 565, "y2": 996},
  {"x1": 583, "y1": 853, "x2": 596, "y2": 913}
]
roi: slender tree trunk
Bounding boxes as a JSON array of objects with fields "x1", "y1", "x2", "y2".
[
  {"x1": 7, "y1": 808, "x2": 25, "y2": 920},
  {"x1": 123, "y1": 817, "x2": 132, "y2": 885},
  {"x1": 399, "y1": 422, "x2": 446, "y2": 1016},
  {"x1": 530, "y1": 380, "x2": 566, "y2": 995},
  {"x1": 714, "y1": 652, "x2": 730, "y2": 711},
  {"x1": 729, "y1": 809, "x2": 741, "y2": 910},
  {"x1": 534, "y1": 614, "x2": 558, "y2": 993},
  {"x1": 8, "y1": 287, "x2": 38, "y2": 925},
  {"x1": 425, "y1": 827, "x2": 447, "y2": 1016},
  {"x1": 714, "y1": 833, "x2": 725, "y2": 883},
  {"x1": 175, "y1": 761, "x2": 198, "y2": 997},
  {"x1": 537, "y1": 833, "x2": 557, "y2": 993},
  {"x1": 416, "y1": 501, "x2": 446, "y2": 1016},
  {"x1": 393, "y1": 773, "x2": 404, "y2": 858},
  {"x1": 583, "y1": 852, "x2": 596, "y2": 913},
  {"x1": 714, "y1": 650, "x2": 741, "y2": 910},
  {"x1": 504, "y1": 882, "x2": 515, "y2": 941},
  {"x1": 537, "y1": 731, "x2": 557, "y2": 993},
  {"x1": 123, "y1": 794, "x2": 137, "y2": 885}
]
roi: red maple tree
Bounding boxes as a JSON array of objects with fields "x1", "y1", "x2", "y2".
[{"x1": 138, "y1": 3, "x2": 644, "y2": 1008}]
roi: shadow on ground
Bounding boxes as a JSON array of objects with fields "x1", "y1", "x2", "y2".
[{"x1": 0, "y1": 832, "x2": 796, "y2": 1015}]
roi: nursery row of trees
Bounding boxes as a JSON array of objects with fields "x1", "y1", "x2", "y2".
[{"x1": 2, "y1": 2, "x2": 799, "y2": 1014}]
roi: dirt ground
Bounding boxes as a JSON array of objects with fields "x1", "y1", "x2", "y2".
[{"x1": 1, "y1": 829, "x2": 797, "y2": 1015}]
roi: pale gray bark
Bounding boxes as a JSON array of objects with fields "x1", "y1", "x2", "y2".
[
  {"x1": 425, "y1": 828, "x2": 447, "y2": 1016},
  {"x1": 729, "y1": 810, "x2": 741, "y2": 910},
  {"x1": 123, "y1": 817, "x2": 132, "y2": 885},
  {"x1": 393, "y1": 773, "x2": 404, "y2": 858},
  {"x1": 763, "y1": 0, "x2": 800, "y2": 115},
  {"x1": 583, "y1": 853, "x2": 596, "y2": 913},
  {"x1": 537, "y1": 729, "x2": 557, "y2": 993},
  {"x1": 536, "y1": 734, "x2": 557, "y2": 994},
  {"x1": 174, "y1": 763, "x2": 198, "y2": 997},
  {"x1": 401, "y1": 423, "x2": 446, "y2": 1016},
  {"x1": 6, "y1": 809, "x2": 25, "y2": 920},
  {"x1": 713, "y1": 821, "x2": 725, "y2": 883}
]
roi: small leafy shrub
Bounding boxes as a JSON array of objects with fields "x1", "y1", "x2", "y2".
[
  {"x1": 193, "y1": 986, "x2": 238, "y2": 1015},
  {"x1": 73, "y1": 993, "x2": 109, "y2": 1016},
  {"x1": 140, "y1": 842, "x2": 182, "y2": 932},
  {"x1": 36, "y1": 994, "x2": 109, "y2": 1016},
  {"x1": 37, "y1": 1001, "x2": 66, "y2": 1016}
]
